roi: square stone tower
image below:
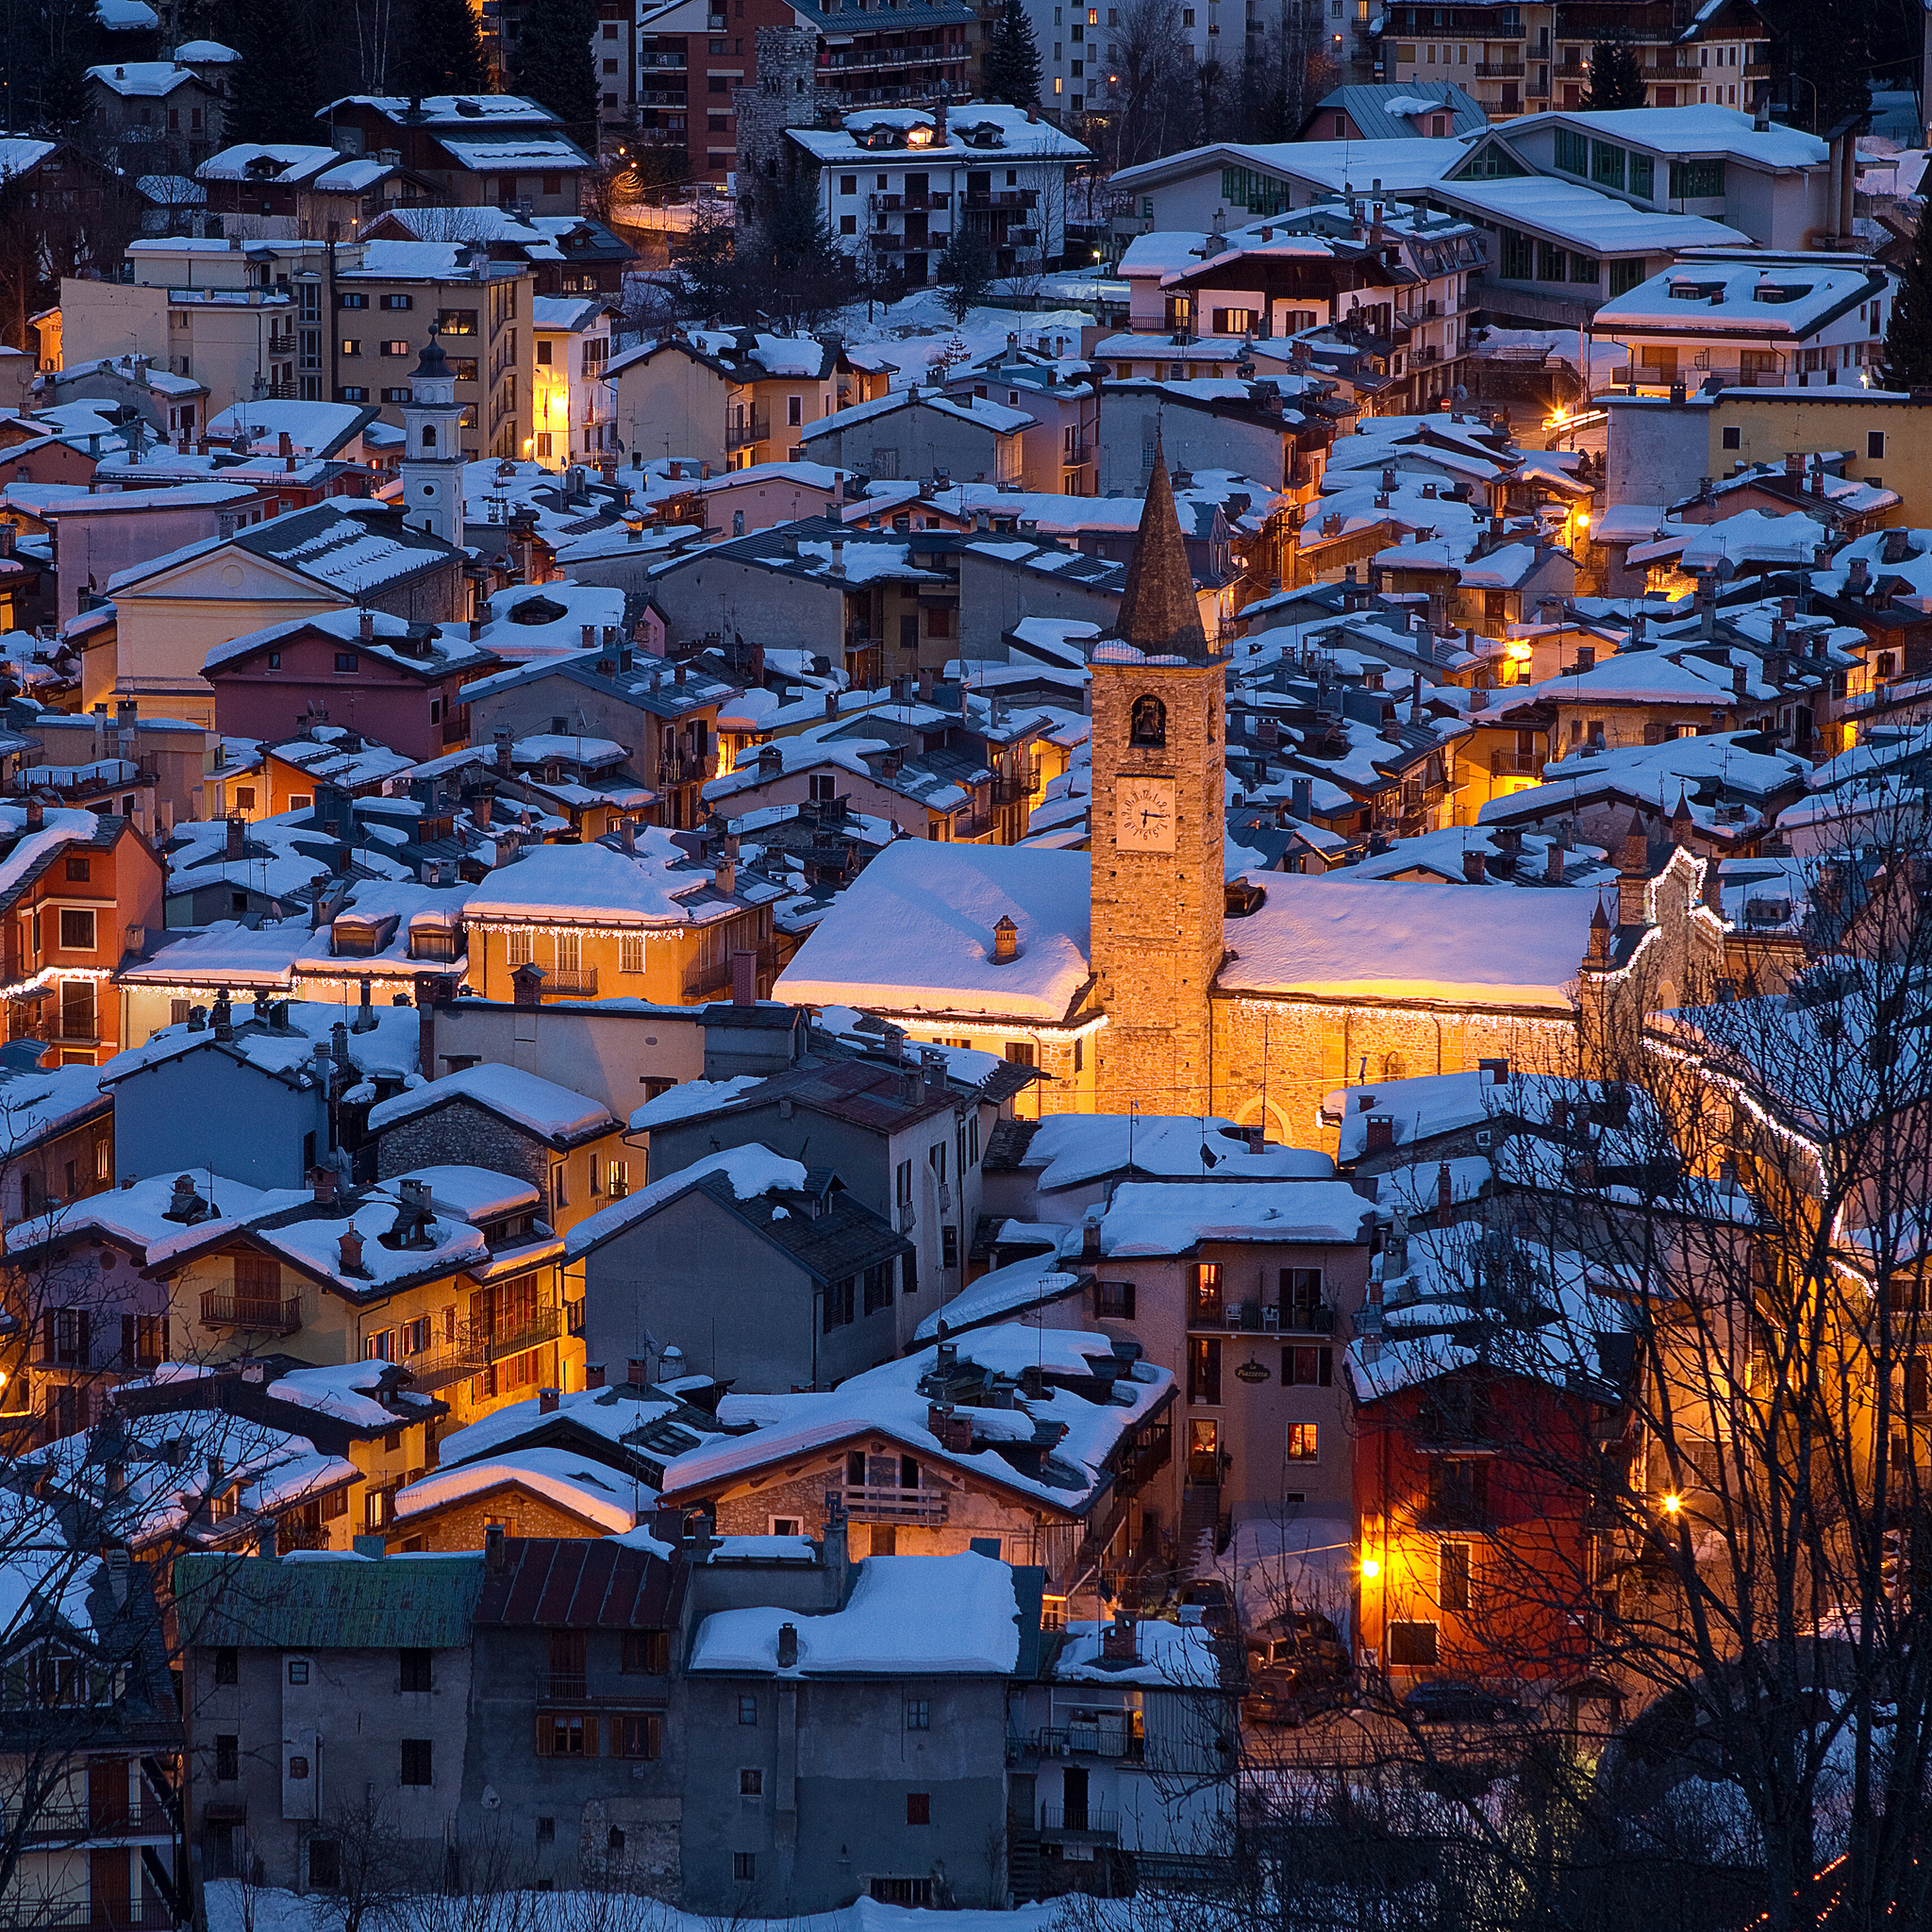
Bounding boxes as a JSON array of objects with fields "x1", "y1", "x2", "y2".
[{"x1": 1091, "y1": 443, "x2": 1225, "y2": 1119}]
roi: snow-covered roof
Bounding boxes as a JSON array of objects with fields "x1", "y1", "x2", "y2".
[
  {"x1": 564, "y1": 1145, "x2": 808, "y2": 1261},
  {"x1": 800, "y1": 388, "x2": 1033, "y2": 442},
  {"x1": 366, "y1": 1063, "x2": 614, "y2": 1141},
  {"x1": 393, "y1": 1448, "x2": 644, "y2": 1533},
  {"x1": 1053, "y1": 1616, "x2": 1224, "y2": 1687},
  {"x1": 1592, "y1": 255, "x2": 1886, "y2": 337},
  {"x1": 787, "y1": 101, "x2": 1089, "y2": 162},
  {"x1": 1110, "y1": 135, "x2": 1468, "y2": 198},
  {"x1": 1526, "y1": 104, "x2": 1829, "y2": 169},
  {"x1": 460, "y1": 835, "x2": 734, "y2": 928},
  {"x1": 774, "y1": 840, "x2": 1091, "y2": 1023},
  {"x1": 1098, "y1": 1180, "x2": 1374, "y2": 1255},
  {"x1": 911, "y1": 1255, "x2": 1085, "y2": 1341},
  {"x1": 1438, "y1": 175, "x2": 1749, "y2": 252},
  {"x1": 1013, "y1": 1113, "x2": 1336, "y2": 1191},
  {"x1": 1218, "y1": 874, "x2": 1595, "y2": 1010},
  {"x1": 87, "y1": 60, "x2": 201, "y2": 95},
  {"x1": 5, "y1": 1171, "x2": 302, "y2": 1261},
  {"x1": 690, "y1": 1553, "x2": 1024, "y2": 1674}
]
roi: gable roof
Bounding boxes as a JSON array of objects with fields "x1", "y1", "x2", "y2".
[
  {"x1": 174, "y1": 1551, "x2": 486, "y2": 1648},
  {"x1": 366, "y1": 1062, "x2": 616, "y2": 1145},
  {"x1": 1305, "y1": 82, "x2": 1488, "y2": 141}
]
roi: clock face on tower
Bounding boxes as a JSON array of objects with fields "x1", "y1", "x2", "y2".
[{"x1": 1116, "y1": 775, "x2": 1176, "y2": 853}]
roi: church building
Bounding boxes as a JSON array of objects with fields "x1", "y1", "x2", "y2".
[{"x1": 775, "y1": 450, "x2": 1724, "y2": 1146}]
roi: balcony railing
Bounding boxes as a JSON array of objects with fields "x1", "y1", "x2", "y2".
[
  {"x1": 1013, "y1": 1725, "x2": 1144, "y2": 1763},
  {"x1": 1474, "y1": 60, "x2": 1523, "y2": 75},
  {"x1": 841, "y1": 1483, "x2": 946, "y2": 1523},
  {"x1": 488, "y1": 1306, "x2": 561, "y2": 1363},
  {"x1": 543, "y1": 966, "x2": 598, "y2": 997},
  {"x1": 1038, "y1": 1807, "x2": 1120, "y2": 1838},
  {"x1": 1490, "y1": 750, "x2": 1542, "y2": 777},
  {"x1": 199, "y1": 1292, "x2": 302, "y2": 1334},
  {"x1": 683, "y1": 941, "x2": 779, "y2": 1001},
  {"x1": 1190, "y1": 1301, "x2": 1333, "y2": 1333},
  {"x1": 725, "y1": 411, "x2": 770, "y2": 452}
]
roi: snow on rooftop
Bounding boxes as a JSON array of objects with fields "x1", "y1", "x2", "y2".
[
  {"x1": 775, "y1": 841, "x2": 1091, "y2": 1022},
  {"x1": 1218, "y1": 873, "x2": 1595, "y2": 1009},
  {"x1": 628, "y1": 1074, "x2": 765, "y2": 1132},
  {"x1": 565, "y1": 1145, "x2": 809, "y2": 1260},
  {"x1": 393, "y1": 1448, "x2": 644, "y2": 1532},
  {"x1": 690, "y1": 1553, "x2": 1022, "y2": 1674},
  {"x1": 366, "y1": 1063, "x2": 613, "y2": 1141},
  {"x1": 911, "y1": 1256, "x2": 1085, "y2": 1341},
  {"x1": 1098, "y1": 1180, "x2": 1374, "y2": 1256}
]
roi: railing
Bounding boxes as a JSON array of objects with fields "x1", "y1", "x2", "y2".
[
  {"x1": 683, "y1": 941, "x2": 779, "y2": 1000},
  {"x1": 1490, "y1": 750, "x2": 1542, "y2": 777},
  {"x1": 1474, "y1": 61, "x2": 1523, "y2": 75},
  {"x1": 1190, "y1": 1301, "x2": 1333, "y2": 1333},
  {"x1": 391, "y1": 1340, "x2": 486, "y2": 1393},
  {"x1": 543, "y1": 967, "x2": 598, "y2": 997},
  {"x1": 488, "y1": 1307, "x2": 561, "y2": 1363},
  {"x1": 841, "y1": 1483, "x2": 946, "y2": 1524},
  {"x1": 640, "y1": 51, "x2": 688, "y2": 67},
  {"x1": 1039, "y1": 1807, "x2": 1120, "y2": 1837},
  {"x1": 0, "y1": 1904, "x2": 176, "y2": 1929},
  {"x1": 725, "y1": 412, "x2": 770, "y2": 452},
  {"x1": 1060, "y1": 438, "x2": 1090, "y2": 465},
  {"x1": 1014, "y1": 1725, "x2": 1144, "y2": 1763},
  {"x1": 1125, "y1": 1422, "x2": 1172, "y2": 1490},
  {"x1": 17, "y1": 1800, "x2": 173, "y2": 1839},
  {"x1": 198, "y1": 1292, "x2": 302, "y2": 1334}
]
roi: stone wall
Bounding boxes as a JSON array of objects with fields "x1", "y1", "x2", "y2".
[
  {"x1": 733, "y1": 27, "x2": 828, "y2": 231},
  {"x1": 375, "y1": 1100, "x2": 548, "y2": 1192},
  {"x1": 390, "y1": 1481, "x2": 601, "y2": 1552}
]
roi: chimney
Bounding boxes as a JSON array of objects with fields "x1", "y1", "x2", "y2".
[
  {"x1": 586, "y1": 1363, "x2": 606, "y2": 1390},
  {"x1": 278, "y1": 430, "x2": 293, "y2": 458},
  {"x1": 775, "y1": 1623, "x2": 800, "y2": 1668},
  {"x1": 1365, "y1": 1115, "x2": 1394, "y2": 1153},
  {"x1": 628, "y1": 1357, "x2": 650, "y2": 1386},
  {"x1": 485, "y1": 1522, "x2": 507, "y2": 1572},
  {"x1": 312, "y1": 1166, "x2": 336, "y2": 1205},
  {"x1": 991, "y1": 914, "x2": 1019, "y2": 963},
  {"x1": 495, "y1": 731, "x2": 513, "y2": 774},
  {"x1": 352, "y1": 976, "x2": 376, "y2": 1033},
  {"x1": 24, "y1": 796, "x2": 42, "y2": 831},
  {"x1": 225, "y1": 814, "x2": 245, "y2": 860},
  {"x1": 540, "y1": 1387, "x2": 560, "y2": 1414},
  {"x1": 1461, "y1": 849, "x2": 1486, "y2": 883},
  {"x1": 359, "y1": 608, "x2": 374, "y2": 641},
  {"x1": 338, "y1": 1228, "x2": 366, "y2": 1275},
  {"x1": 1101, "y1": 1613, "x2": 1139, "y2": 1662},
  {"x1": 730, "y1": 949, "x2": 758, "y2": 1006}
]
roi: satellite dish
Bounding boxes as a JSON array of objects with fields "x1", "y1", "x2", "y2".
[{"x1": 1716, "y1": 557, "x2": 1736, "y2": 581}]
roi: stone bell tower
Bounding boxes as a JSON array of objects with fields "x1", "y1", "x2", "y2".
[{"x1": 1091, "y1": 442, "x2": 1225, "y2": 1118}]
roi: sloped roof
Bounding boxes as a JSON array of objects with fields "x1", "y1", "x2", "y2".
[
  {"x1": 1106, "y1": 441, "x2": 1213, "y2": 662},
  {"x1": 174, "y1": 1551, "x2": 485, "y2": 1648}
]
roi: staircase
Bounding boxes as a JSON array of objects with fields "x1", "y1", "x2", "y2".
[
  {"x1": 1008, "y1": 1832, "x2": 1042, "y2": 1902},
  {"x1": 1181, "y1": 1485, "x2": 1221, "y2": 1580}
]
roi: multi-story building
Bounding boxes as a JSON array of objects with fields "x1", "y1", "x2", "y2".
[
  {"x1": 193, "y1": 143, "x2": 438, "y2": 238},
  {"x1": 312, "y1": 95, "x2": 590, "y2": 215},
  {"x1": 531, "y1": 295, "x2": 617, "y2": 468},
  {"x1": 1378, "y1": 0, "x2": 1770, "y2": 119}
]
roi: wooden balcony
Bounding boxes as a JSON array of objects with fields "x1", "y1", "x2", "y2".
[{"x1": 199, "y1": 1291, "x2": 302, "y2": 1334}]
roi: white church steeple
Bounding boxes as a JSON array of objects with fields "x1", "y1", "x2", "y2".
[{"x1": 400, "y1": 325, "x2": 465, "y2": 545}]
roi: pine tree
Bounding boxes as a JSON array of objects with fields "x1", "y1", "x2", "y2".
[
  {"x1": 981, "y1": 0, "x2": 1041, "y2": 108},
  {"x1": 398, "y1": 0, "x2": 487, "y2": 96},
  {"x1": 513, "y1": 0, "x2": 598, "y2": 153},
  {"x1": 937, "y1": 223, "x2": 993, "y2": 322},
  {"x1": 220, "y1": 0, "x2": 320, "y2": 142},
  {"x1": 1582, "y1": 33, "x2": 1645, "y2": 110},
  {"x1": 1881, "y1": 195, "x2": 1932, "y2": 391}
]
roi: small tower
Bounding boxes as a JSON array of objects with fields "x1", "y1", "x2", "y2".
[{"x1": 400, "y1": 325, "x2": 464, "y2": 546}]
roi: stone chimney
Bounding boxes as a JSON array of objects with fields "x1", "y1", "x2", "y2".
[
  {"x1": 991, "y1": 915, "x2": 1019, "y2": 963},
  {"x1": 338, "y1": 1228, "x2": 367, "y2": 1275}
]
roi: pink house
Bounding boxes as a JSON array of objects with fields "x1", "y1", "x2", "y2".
[
  {"x1": 45, "y1": 481, "x2": 273, "y2": 627},
  {"x1": 202, "y1": 608, "x2": 501, "y2": 760}
]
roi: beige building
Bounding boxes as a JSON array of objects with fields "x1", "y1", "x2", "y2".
[{"x1": 55, "y1": 235, "x2": 533, "y2": 458}]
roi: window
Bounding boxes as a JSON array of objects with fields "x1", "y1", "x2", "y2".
[
  {"x1": 287, "y1": 1659, "x2": 309, "y2": 1685},
  {"x1": 340, "y1": 387, "x2": 368, "y2": 402},
  {"x1": 737, "y1": 1694, "x2": 758, "y2": 1725},
  {"x1": 895, "y1": 1158, "x2": 912, "y2": 1206},
  {"x1": 906, "y1": 1792, "x2": 931, "y2": 1825},
  {"x1": 1281, "y1": 1267, "x2": 1324, "y2": 1327},
  {"x1": 537, "y1": 1715, "x2": 594, "y2": 1757},
  {"x1": 215, "y1": 1736, "x2": 239, "y2": 1781},
  {"x1": 1669, "y1": 158, "x2": 1724, "y2": 197},
  {"x1": 536, "y1": 1818, "x2": 556, "y2": 1842},
  {"x1": 613, "y1": 1714, "x2": 661, "y2": 1759},
  {"x1": 215, "y1": 1648, "x2": 238, "y2": 1686},
  {"x1": 400, "y1": 1740, "x2": 432, "y2": 1786},
  {"x1": 1629, "y1": 154, "x2": 1655, "y2": 198},
  {"x1": 64, "y1": 857, "x2": 89, "y2": 882},
  {"x1": 380, "y1": 292, "x2": 412, "y2": 309},
  {"x1": 1096, "y1": 1280, "x2": 1136, "y2": 1320},
  {"x1": 453, "y1": 358, "x2": 478, "y2": 382},
  {"x1": 537, "y1": 340, "x2": 553, "y2": 365},
  {"x1": 1188, "y1": 1337, "x2": 1222, "y2": 1406},
  {"x1": 1191, "y1": 1261, "x2": 1223, "y2": 1322},
  {"x1": 1590, "y1": 141, "x2": 1624, "y2": 190},
  {"x1": 380, "y1": 341, "x2": 410, "y2": 357},
  {"x1": 1440, "y1": 1541, "x2": 1471, "y2": 1615},
  {"x1": 740, "y1": 1768, "x2": 763, "y2": 1795},
  {"x1": 906, "y1": 1698, "x2": 931, "y2": 1730},
  {"x1": 618, "y1": 932, "x2": 646, "y2": 976},
  {"x1": 788, "y1": 394, "x2": 803, "y2": 425},
  {"x1": 1282, "y1": 1345, "x2": 1333, "y2": 1386},
  {"x1": 58, "y1": 909, "x2": 94, "y2": 952},
  {"x1": 308, "y1": 1840, "x2": 340, "y2": 1889},
  {"x1": 733, "y1": 1854, "x2": 757, "y2": 1884},
  {"x1": 1722, "y1": 425, "x2": 1742, "y2": 450},
  {"x1": 1869, "y1": 431, "x2": 1887, "y2": 459},
  {"x1": 341, "y1": 291, "x2": 368, "y2": 308},
  {"x1": 438, "y1": 308, "x2": 478, "y2": 335},
  {"x1": 1553, "y1": 126, "x2": 1586, "y2": 174},
  {"x1": 822, "y1": 1275, "x2": 855, "y2": 1330},
  {"x1": 340, "y1": 339, "x2": 362, "y2": 358},
  {"x1": 1537, "y1": 239, "x2": 1565, "y2": 283},
  {"x1": 622, "y1": 1630, "x2": 670, "y2": 1674},
  {"x1": 399, "y1": 1649, "x2": 432, "y2": 1693},
  {"x1": 1500, "y1": 226, "x2": 1532, "y2": 278},
  {"x1": 1287, "y1": 1422, "x2": 1320, "y2": 1460},
  {"x1": 863, "y1": 1263, "x2": 892, "y2": 1314},
  {"x1": 1607, "y1": 257, "x2": 1646, "y2": 298},
  {"x1": 1387, "y1": 1620, "x2": 1439, "y2": 1666},
  {"x1": 335, "y1": 653, "x2": 358, "y2": 673}
]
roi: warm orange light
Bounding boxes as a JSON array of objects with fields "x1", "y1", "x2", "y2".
[
  {"x1": 1661, "y1": 1492, "x2": 1683, "y2": 1516},
  {"x1": 1359, "y1": 1555, "x2": 1382, "y2": 1578}
]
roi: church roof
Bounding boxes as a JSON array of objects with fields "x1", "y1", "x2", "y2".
[{"x1": 1107, "y1": 442, "x2": 1213, "y2": 663}]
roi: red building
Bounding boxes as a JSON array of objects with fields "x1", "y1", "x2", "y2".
[{"x1": 202, "y1": 609, "x2": 501, "y2": 762}]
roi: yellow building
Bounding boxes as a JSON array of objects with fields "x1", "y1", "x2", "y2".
[{"x1": 1704, "y1": 390, "x2": 1932, "y2": 526}]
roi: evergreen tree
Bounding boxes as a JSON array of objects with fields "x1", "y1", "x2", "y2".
[
  {"x1": 1582, "y1": 32, "x2": 1646, "y2": 110},
  {"x1": 398, "y1": 0, "x2": 487, "y2": 96},
  {"x1": 219, "y1": 0, "x2": 320, "y2": 142},
  {"x1": 981, "y1": 0, "x2": 1041, "y2": 108},
  {"x1": 937, "y1": 223, "x2": 993, "y2": 322},
  {"x1": 1881, "y1": 193, "x2": 1932, "y2": 391},
  {"x1": 513, "y1": 0, "x2": 598, "y2": 153}
]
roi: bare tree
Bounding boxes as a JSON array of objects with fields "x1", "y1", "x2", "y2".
[{"x1": 1096, "y1": 0, "x2": 1196, "y2": 169}]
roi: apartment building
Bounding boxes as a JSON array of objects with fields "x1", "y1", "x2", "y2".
[
  {"x1": 1379, "y1": 0, "x2": 1771, "y2": 120},
  {"x1": 531, "y1": 296, "x2": 617, "y2": 468},
  {"x1": 333, "y1": 242, "x2": 534, "y2": 460},
  {"x1": 312, "y1": 95, "x2": 590, "y2": 215}
]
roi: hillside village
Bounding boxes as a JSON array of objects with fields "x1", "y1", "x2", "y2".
[{"x1": 0, "y1": 0, "x2": 1925, "y2": 1925}]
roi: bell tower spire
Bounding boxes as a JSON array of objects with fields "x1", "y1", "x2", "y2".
[
  {"x1": 1090, "y1": 441, "x2": 1225, "y2": 1119},
  {"x1": 399, "y1": 324, "x2": 465, "y2": 546}
]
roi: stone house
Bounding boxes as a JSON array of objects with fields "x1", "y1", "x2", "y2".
[
  {"x1": 799, "y1": 391, "x2": 1028, "y2": 491},
  {"x1": 365, "y1": 1061, "x2": 625, "y2": 1236}
]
